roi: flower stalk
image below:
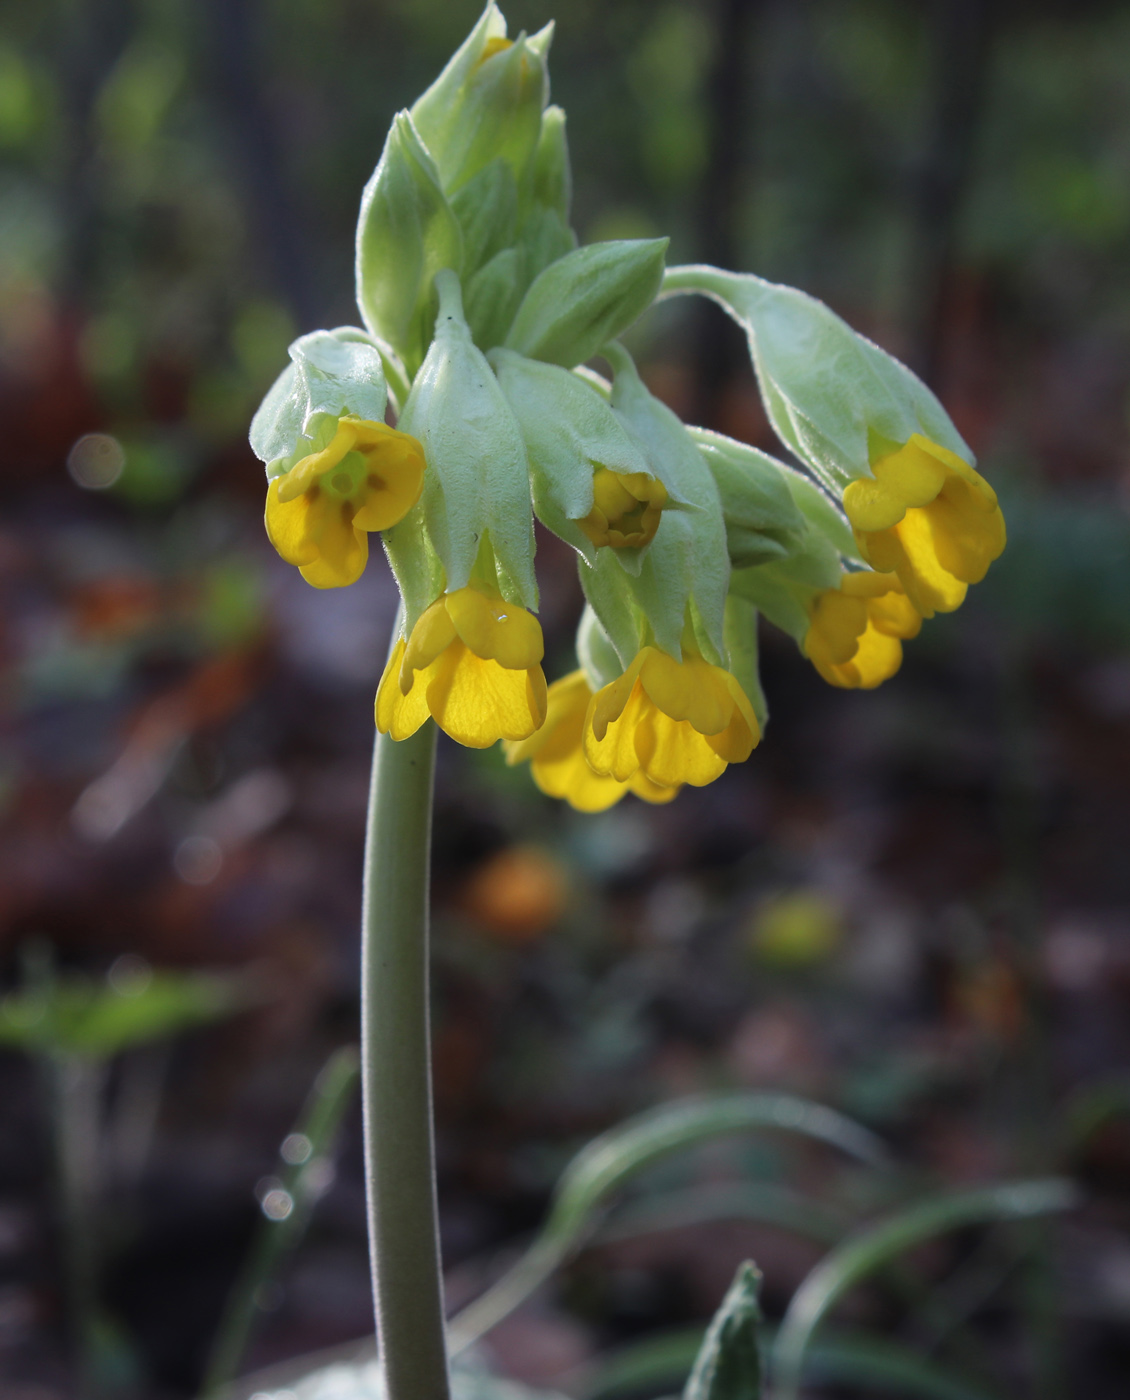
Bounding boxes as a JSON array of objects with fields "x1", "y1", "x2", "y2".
[{"x1": 360, "y1": 720, "x2": 450, "y2": 1400}]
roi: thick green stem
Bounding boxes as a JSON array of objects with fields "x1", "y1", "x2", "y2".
[{"x1": 361, "y1": 723, "x2": 450, "y2": 1400}]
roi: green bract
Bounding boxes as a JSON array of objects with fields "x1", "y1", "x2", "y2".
[
  {"x1": 355, "y1": 112, "x2": 462, "y2": 379},
  {"x1": 250, "y1": 328, "x2": 388, "y2": 478},
  {"x1": 662, "y1": 264, "x2": 972, "y2": 492},
  {"x1": 505, "y1": 237, "x2": 669, "y2": 367},
  {"x1": 393, "y1": 271, "x2": 536, "y2": 615}
]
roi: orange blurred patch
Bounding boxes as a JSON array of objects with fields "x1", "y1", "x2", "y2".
[{"x1": 460, "y1": 844, "x2": 569, "y2": 943}]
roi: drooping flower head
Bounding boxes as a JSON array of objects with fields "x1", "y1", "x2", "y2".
[
  {"x1": 584, "y1": 641, "x2": 760, "y2": 791},
  {"x1": 842, "y1": 434, "x2": 1006, "y2": 617},
  {"x1": 265, "y1": 417, "x2": 425, "y2": 588},
  {"x1": 804, "y1": 571, "x2": 921, "y2": 690},
  {"x1": 505, "y1": 669, "x2": 678, "y2": 811},
  {"x1": 376, "y1": 583, "x2": 546, "y2": 748}
]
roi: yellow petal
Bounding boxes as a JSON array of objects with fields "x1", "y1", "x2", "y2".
[
  {"x1": 376, "y1": 640, "x2": 432, "y2": 740},
  {"x1": 589, "y1": 650, "x2": 649, "y2": 742},
  {"x1": 265, "y1": 479, "x2": 321, "y2": 566},
  {"x1": 276, "y1": 421, "x2": 359, "y2": 503},
  {"x1": 633, "y1": 707, "x2": 729, "y2": 788},
  {"x1": 350, "y1": 427, "x2": 426, "y2": 532},
  {"x1": 628, "y1": 771, "x2": 681, "y2": 804},
  {"x1": 585, "y1": 680, "x2": 653, "y2": 780},
  {"x1": 425, "y1": 646, "x2": 544, "y2": 747},
  {"x1": 402, "y1": 598, "x2": 459, "y2": 688},
  {"x1": 445, "y1": 586, "x2": 544, "y2": 669}
]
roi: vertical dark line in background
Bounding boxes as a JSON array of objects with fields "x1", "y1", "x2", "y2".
[
  {"x1": 204, "y1": 0, "x2": 320, "y2": 330},
  {"x1": 56, "y1": 0, "x2": 134, "y2": 309},
  {"x1": 906, "y1": 0, "x2": 998, "y2": 388},
  {"x1": 690, "y1": 0, "x2": 762, "y2": 428}
]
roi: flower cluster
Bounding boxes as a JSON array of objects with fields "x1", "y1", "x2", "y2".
[{"x1": 249, "y1": 3, "x2": 1006, "y2": 813}]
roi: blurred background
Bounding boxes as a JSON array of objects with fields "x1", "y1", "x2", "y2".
[{"x1": 2, "y1": 0, "x2": 1130, "y2": 1395}]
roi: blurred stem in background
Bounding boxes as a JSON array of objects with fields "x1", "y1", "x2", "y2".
[
  {"x1": 202, "y1": 1045, "x2": 360, "y2": 1396},
  {"x1": 905, "y1": 0, "x2": 998, "y2": 384},
  {"x1": 360, "y1": 722, "x2": 450, "y2": 1400}
]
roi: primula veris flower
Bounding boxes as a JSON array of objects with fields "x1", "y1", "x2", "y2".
[
  {"x1": 805, "y1": 571, "x2": 921, "y2": 689},
  {"x1": 505, "y1": 669, "x2": 678, "y2": 811},
  {"x1": 842, "y1": 434, "x2": 1006, "y2": 617},
  {"x1": 584, "y1": 644, "x2": 759, "y2": 790},
  {"x1": 265, "y1": 416, "x2": 425, "y2": 588},
  {"x1": 376, "y1": 583, "x2": 547, "y2": 747},
  {"x1": 577, "y1": 469, "x2": 667, "y2": 549}
]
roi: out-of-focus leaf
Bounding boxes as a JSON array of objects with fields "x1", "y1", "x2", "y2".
[
  {"x1": 448, "y1": 1093, "x2": 886, "y2": 1353},
  {"x1": 224, "y1": 1353, "x2": 566, "y2": 1400},
  {"x1": 0, "y1": 968, "x2": 253, "y2": 1060},
  {"x1": 683, "y1": 1261, "x2": 763, "y2": 1400},
  {"x1": 772, "y1": 1179, "x2": 1079, "y2": 1400}
]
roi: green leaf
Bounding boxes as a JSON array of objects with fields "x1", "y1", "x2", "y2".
[
  {"x1": 771, "y1": 1178, "x2": 1079, "y2": 1400},
  {"x1": 684, "y1": 1261, "x2": 763, "y2": 1400},
  {"x1": 505, "y1": 238, "x2": 668, "y2": 368},
  {"x1": 0, "y1": 968, "x2": 250, "y2": 1060},
  {"x1": 447, "y1": 1091, "x2": 886, "y2": 1354}
]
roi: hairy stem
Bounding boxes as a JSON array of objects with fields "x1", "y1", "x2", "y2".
[{"x1": 361, "y1": 722, "x2": 450, "y2": 1400}]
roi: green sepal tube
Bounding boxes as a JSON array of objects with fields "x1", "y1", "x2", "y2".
[
  {"x1": 489, "y1": 347, "x2": 654, "y2": 568},
  {"x1": 724, "y1": 596, "x2": 768, "y2": 733},
  {"x1": 355, "y1": 112, "x2": 463, "y2": 380},
  {"x1": 530, "y1": 104, "x2": 571, "y2": 221},
  {"x1": 662, "y1": 264, "x2": 972, "y2": 493},
  {"x1": 250, "y1": 328, "x2": 388, "y2": 478},
  {"x1": 728, "y1": 523, "x2": 844, "y2": 644},
  {"x1": 604, "y1": 343, "x2": 730, "y2": 662},
  {"x1": 690, "y1": 427, "x2": 805, "y2": 567},
  {"x1": 505, "y1": 238, "x2": 668, "y2": 368},
  {"x1": 575, "y1": 604, "x2": 623, "y2": 694},
  {"x1": 410, "y1": 8, "x2": 551, "y2": 196},
  {"x1": 578, "y1": 547, "x2": 647, "y2": 670},
  {"x1": 396, "y1": 270, "x2": 537, "y2": 610}
]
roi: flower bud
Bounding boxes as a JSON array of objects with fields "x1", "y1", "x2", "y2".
[
  {"x1": 355, "y1": 112, "x2": 463, "y2": 378},
  {"x1": 531, "y1": 104, "x2": 571, "y2": 222},
  {"x1": 250, "y1": 328, "x2": 388, "y2": 478},
  {"x1": 410, "y1": 6, "x2": 551, "y2": 195},
  {"x1": 489, "y1": 347, "x2": 659, "y2": 564},
  {"x1": 450, "y1": 157, "x2": 519, "y2": 277},
  {"x1": 505, "y1": 238, "x2": 668, "y2": 368},
  {"x1": 464, "y1": 246, "x2": 528, "y2": 350},
  {"x1": 392, "y1": 271, "x2": 536, "y2": 618}
]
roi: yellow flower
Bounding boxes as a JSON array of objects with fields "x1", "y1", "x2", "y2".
[
  {"x1": 376, "y1": 584, "x2": 547, "y2": 748},
  {"x1": 265, "y1": 416, "x2": 425, "y2": 589},
  {"x1": 841, "y1": 434, "x2": 1005, "y2": 617},
  {"x1": 577, "y1": 469, "x2": 668, "y2": 550},
  {"x1": 505, "y1": 670, "x2": 680, "y2": 811},
  {"x1": 584, "y1": 645, "x2": 759, "y2": 790},
  {"x1": 805, "y1": 571, "x2": 922, "y2": 689}
]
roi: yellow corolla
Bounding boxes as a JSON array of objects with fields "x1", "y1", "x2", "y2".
[
  {"x1": 504, "y1": 670, "x2": 680, "y2": 812},
  {"x1": 842, "y1": 434, "x2": 1005, "y2": 617},
  {"x1": 577, "y1": 469, "x2": 668, "y2": 550},
  {"x1": 805, "y1": 571, "x2": 922, "y2": 689},
  {"x1": 265, "y1": 416, "x2": 425, "y2": 588},
  {"x1": 376, "y1": 584, "x2": 547, "y2": 748},
  {"x1": 584, "y1": 645, "x2": 759, "y2": 790}
]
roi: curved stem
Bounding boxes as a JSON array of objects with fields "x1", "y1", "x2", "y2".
[{"x1": 361, "y1": 723, "x2": 450, "y2": 1400}]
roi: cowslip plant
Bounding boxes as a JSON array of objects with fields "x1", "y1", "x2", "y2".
[{"x1": 247, "y1": 6, "x2": 1009, "y2": 1400}]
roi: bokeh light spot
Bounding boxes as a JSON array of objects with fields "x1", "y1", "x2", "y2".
[{"x1": 67, "y1": 433, "x2": 125, "y2": 490}]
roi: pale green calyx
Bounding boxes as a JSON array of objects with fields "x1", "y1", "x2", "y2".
[
  {"x1": 505, "y1": 238, "x2": 669, "y2": 368},
  {"x1": 390, "y1": 270, "x2": 536, "y2": 620},
  {"x1": 662, "y1": 264, "x2": 972, "y2": 492},
  {"x1": 489, "y1": 346, "x2": 657, "y2": 567},
  {"x1": 355, "y1": 112, "x2": 462, "y2": 380},
  {"x1": 691, "y1": 428, "x2": 806, "y2": 567},
  {"x1": 250, "y1": 328, "x2": 388, "y2": 478}
]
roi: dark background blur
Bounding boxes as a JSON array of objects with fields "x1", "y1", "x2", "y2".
[{"x1": 3, "y1": 0, "x2": 1130, "y2": 1395}]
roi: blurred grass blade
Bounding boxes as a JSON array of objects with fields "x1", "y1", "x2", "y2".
[
  {"x1": 201, "y1": 1046, "x2": 360, "y2": 1395},
  {"x1": 595, "y1": 1182, "x2": 850, "y2": 1249},
  {"x1": 449, "y1": 1092, "x2": 886, "y2": 1353},
  {"x1": 574, "y1": 1324, "x2": 1002, "y2": 1400},
  {"x1": 684, "y1": 1261, "x2": 763, "y2": 1400},
  {"x1": 772, "y1": 1178, "x2": 1079, "y2": 1400}
]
